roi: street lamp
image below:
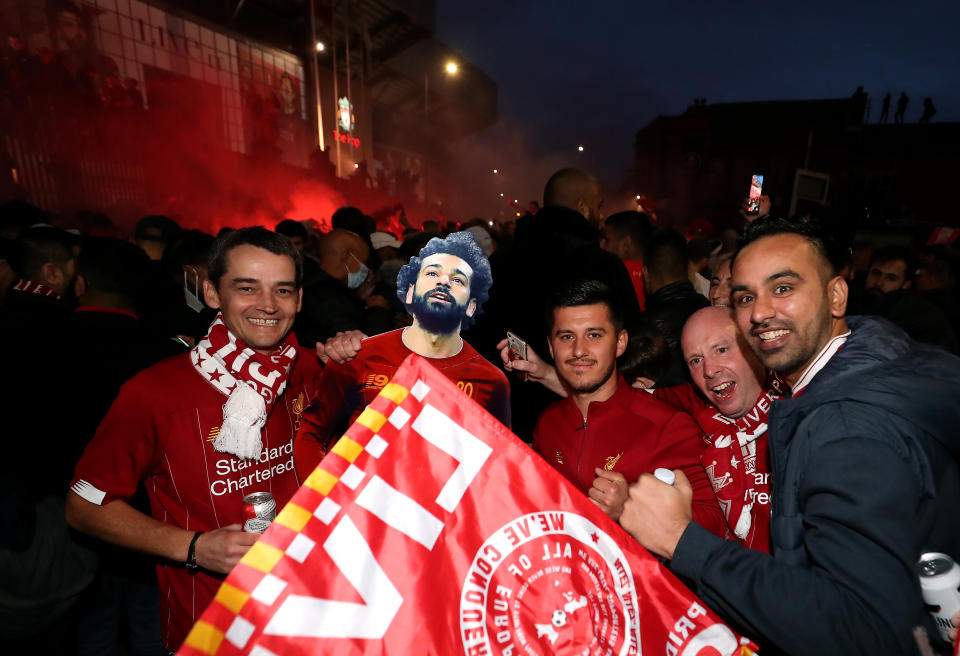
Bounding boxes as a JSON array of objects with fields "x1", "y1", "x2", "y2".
[
  {"x1": 445, "y1": 61, "x2": 459, "y2": 75},
  {"x1": 315, "y1": 41, "x2": 325, "y2": 52},
  {"x1": 577, "y1": 145, "x2": 584, "y2": 152},
  {"x1": 493, "y1": 168, "x2": 498, "y2": 174}
]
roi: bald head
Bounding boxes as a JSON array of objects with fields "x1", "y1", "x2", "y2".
[
  {"x1": 681, "y1": 307, "x2": 765, "y2": 419},
  {"x1": 543, "y1": 168, "x2": 603, "y2": 224},
  {"x1": 318, "y1": 229, "x2": 369, "y2": 283}
]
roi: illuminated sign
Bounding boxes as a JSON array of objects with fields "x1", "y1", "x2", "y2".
[
  {"x1": 338, "y1": 96, "x2": 354, "y2": 133},
  {"x1": 332, "y1": 129, "x2": 360, "y2": 148}
]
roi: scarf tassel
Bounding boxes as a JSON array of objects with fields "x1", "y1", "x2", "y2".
[{"x1": 214, "y1": 383, "x2": 267, "y2": 461}]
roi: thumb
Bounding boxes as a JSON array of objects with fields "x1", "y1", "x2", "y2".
[
  {"x1": 315, "y1": 342, "x2": 329, "y2": 364},
  {"x1": 673, "y1": 469, "x2": 693, "y2": 500}
]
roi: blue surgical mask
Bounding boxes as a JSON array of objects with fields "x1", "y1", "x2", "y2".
[{"x1": 345, "y1": 253, "x2": 369, "y2": 289}]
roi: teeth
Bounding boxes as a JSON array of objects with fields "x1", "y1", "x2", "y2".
[
  {"x1": 712, "y1": 382, "x2": 733, "y2": 393},
  {"x1": 759, "y1": 329, "x2": 790, "y2": 341},
  {"x1": 248, "y1": 318, "x2": 278, "y2": 326}
]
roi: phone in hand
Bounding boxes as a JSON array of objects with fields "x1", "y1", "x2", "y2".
[
  {"x1": 506, "y1": 331, "x2": 528, "y2": 381},
  {"x1": 746, "y1": 174, "x2": 764, "y2": 214}
]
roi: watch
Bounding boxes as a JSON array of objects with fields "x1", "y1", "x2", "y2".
[{"x1": 186, "y1": 531, "x2": 203, "y2": 573}]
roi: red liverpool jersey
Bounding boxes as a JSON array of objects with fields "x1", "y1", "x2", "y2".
[
  {"x1": 294, "y1": 328, "x2": 510, "y2": 479},
  {"x1": 70, "y1": 349, "x2": 320, "y2": 651},
  {"x1": 533, "y1": 377, "x2": 725, "y2": 536}
]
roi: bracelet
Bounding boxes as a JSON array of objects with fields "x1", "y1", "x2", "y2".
[{"x1": 186, "y1": 531, "x2": 203, "y2": 573}]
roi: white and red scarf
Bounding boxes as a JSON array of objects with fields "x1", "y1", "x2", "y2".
[
  {"x1": 191, "y1": 314, "x2": 298, "y2": 461},
  {"x1": 13, "y1": 279, "x2": 61, "y2": 299},
  {"x1": 698, "y1": 389, "x2": 778, "y2": 551}
]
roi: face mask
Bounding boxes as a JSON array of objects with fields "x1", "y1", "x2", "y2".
[
  {"x1": 345, "y1": 253, "x2": 369, "y2": 290},
  {"x1": 184, "y1": 270, "x2": 205, "y2": 313}
]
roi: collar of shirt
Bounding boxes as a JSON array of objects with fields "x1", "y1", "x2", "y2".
[{"x1": 791, "y1": 330, "x2": 852, "y2": 396}]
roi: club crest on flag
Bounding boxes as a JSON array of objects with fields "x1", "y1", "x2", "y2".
[{"x1": 178, "y1": 354, "x2": 754, "y2": 656}]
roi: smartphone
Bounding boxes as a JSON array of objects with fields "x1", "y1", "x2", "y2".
[
  {"x1": 506, "y1": 331, "x2": 528, "y2": 381},
  {"x1": 746, "y1": 174, "x2": 764, "y2": 214}
]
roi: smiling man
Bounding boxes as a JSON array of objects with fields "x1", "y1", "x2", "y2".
[
  {"x1": 65, "y1": 227, "x2": 321, "y2": 652},
  {"x1": 293, "y1": 231, "x2": 510, "y2": 478},
  {"x1": 532, "y1": 280, "x2": 724, "y2": 534},
  {"x1": 620, "y1": 216, "x2": 960, "y2": 654}
]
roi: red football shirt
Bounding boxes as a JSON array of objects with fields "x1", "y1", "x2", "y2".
[
  {"x1": 294, "y1": 328, "x2": 510, "y2": 479},
  {"x1": 70, "y1": 350, "x2": 321, "y2": 651},
  {"x1": 654, "y1": 383, "x2": 773, "y2": 553},
  {"x1": 533, "y1": 377, "x2": 725, "y2": 536}
]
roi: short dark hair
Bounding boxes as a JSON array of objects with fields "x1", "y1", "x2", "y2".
[
  {"x1": 12, "y1": 226, "x2": 77, "y2": 280},
  {"x1": 274, "y1": 219, "x2": 308, "y2": 241},
  {"x1": 162, "y1": 229, "x2": 215, "y2": 280},
  {"x1": 643, "y1": 229, "x2": 689, "y2": 281},
  {"x1": 546, "y1": 279, "x2": 624, "y2": 333},
  {"x1": 331, "y1": 206, "x2": 374, "y2": 238},
  {"x1": 620, "y1": 320, "x2": 670, "y2": 385},
  {"x1": 733, "y1": 215, "x2": 846, "y2": 278},
  {"x1": 869, "y1": 245, "x2": 916, "y2": 281},
  {"x1": 134, "y1": 214, "x2": 181, "y2": 244},
  {"x1": 395, "y1": 231, "x2": 492, "y2": 329},
  {"x1": 77, "y1": 236, "x2": 149, "y2": 304},
  {"x1": 604, "y1": 211, "x2": 653, "y2": 251},
  {"x1": 207, "y1": 226, "x2": 303, "y2": 289}
]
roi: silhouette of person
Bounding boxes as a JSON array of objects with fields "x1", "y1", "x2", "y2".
[
  {"x1": 878, "y1": 93, "x2": 891, "y2": 124},
  {"x1": 919, "y1": 97, "x2": 936, "y2": 124},
  {"x1": 894, "y1": 92, "x2": 909, "y2": 124}
]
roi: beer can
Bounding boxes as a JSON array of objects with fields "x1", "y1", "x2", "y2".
[
  {"x1": 918, "y1": 552, "x2": 960, "y2": 643},
  {"x1": 242, "y1": 492, "x2": 277, "y2": 534}
]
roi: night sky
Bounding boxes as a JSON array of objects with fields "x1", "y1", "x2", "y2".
[{"x1": 436, "y1": 0, "x2": 960, "y2": 217}]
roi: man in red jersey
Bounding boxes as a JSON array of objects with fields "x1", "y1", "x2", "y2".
[
  {"x1": 294, "y1": 231, "x2": 510, "y2": 479},
  {"x1": 531, "y1": 279, "x2": 724, "y2": 534},
  {"x1": 66, "y1": 227, "x2": 320, "y2": 652}
]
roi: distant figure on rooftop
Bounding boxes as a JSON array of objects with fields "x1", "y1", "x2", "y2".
[
  {"x1": 919, "y1": 97, "x2": 936, "y2": 124},
  {"x1": 894, "y1": 92, "x2": 909, "y2": 124},
  {"x1": 850, "y1": 86, "x2": 867, "y2": 123},
  {"x1": 878, "y1": 93, "x2": 891, "y2": 124}
]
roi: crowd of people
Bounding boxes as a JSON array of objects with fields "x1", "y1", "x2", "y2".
[{"x1": 1, "y1": 165, "x2": 959, "y2": 656}]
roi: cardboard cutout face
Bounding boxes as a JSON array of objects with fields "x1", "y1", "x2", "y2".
[{"x1": 404, "y1": 253, "x2": 477, "y2": 336}]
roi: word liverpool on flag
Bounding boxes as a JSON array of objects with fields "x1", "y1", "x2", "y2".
[{"x1": 179, "y1": 354, "x2": 755, "y2": 656}]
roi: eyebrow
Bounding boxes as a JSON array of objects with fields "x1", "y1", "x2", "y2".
[
  {"x1": 422, "y1": 263, "x2": 471, "y2": 278},
  {"x1": 230, "y1": 277, "x2": 296, "y2": 287},
  {"x1": 730, "y1": 269, "x2": 802, "y2": 294},
  {"x1": 555, "y1": 326, "x2": 608, "y2": 334}
]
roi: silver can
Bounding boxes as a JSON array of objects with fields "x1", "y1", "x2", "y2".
[
  {"x1": 918, "y1": 552, "x2": 960, "y2": 642},
  {"x1": 242, "y1": 492, "x2": 277, "y2": 534}
]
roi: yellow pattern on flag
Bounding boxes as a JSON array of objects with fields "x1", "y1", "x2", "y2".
[
  {"x1": 213, "y1": 582, "x2": 249, "y2": 614},
  {"x1": 356, "y1": 407, "x2": 387, "y2": 432},
  {"x1": 275, "y1": 502, "x2": 312, "y2": 531},
  {"x1": 379, "y1": 382, "x2": 409, "y2": 405},
  {"x1": 182, "y1": 621, "x2": 224, "y2": 654},
  {"x1": 331, "y1": 437, "x2": 364, "y2": 463},
  {"x1": 304, "y1": 468, "x2": 337, "y2": 495},
  {"x1": 241, "y1": 541, "x2": 284, "y2": 573}
]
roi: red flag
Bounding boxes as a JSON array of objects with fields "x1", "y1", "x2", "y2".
[{"x1": 178, "y1": 355, "x2": 755, "y2": 656}]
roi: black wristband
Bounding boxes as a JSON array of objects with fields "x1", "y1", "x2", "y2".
[{"x1": 186, "y1": 531, "x2": 203, "y2": 573}]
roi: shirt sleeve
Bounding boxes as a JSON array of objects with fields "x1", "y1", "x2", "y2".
[
  {"x1": 293, "y1": 359, "x2": 361, "y2": 480},
  {"x1": 69, "y1": 373, "x2": 164, "y2": 506},
  {"x1": 670, "y1": 435, "x2": 927, "y2": 655}
]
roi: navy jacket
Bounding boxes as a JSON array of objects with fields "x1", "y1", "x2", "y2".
[{"x1": 671, "y1": 316, "x2": 960, "y2": 655}]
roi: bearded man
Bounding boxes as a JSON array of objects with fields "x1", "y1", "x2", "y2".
[{"x1": 294, "y1": 231, "x2": 510, "y2": 479}]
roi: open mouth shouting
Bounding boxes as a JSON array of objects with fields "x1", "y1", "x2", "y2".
[{"x1": 710, "y1": 380, "x2": 736, "y2": 400}]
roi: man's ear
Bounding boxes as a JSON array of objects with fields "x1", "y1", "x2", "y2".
[
  {"x1": 40, "y1": 261, "x2": 62, "y2": 288},
  {"x1": 574, "y1": 199, "x2": 589, "y2": 220},
  {"x1": 203, "y1": 279, "x2": 221, "y2": 309},
  {"x1": 73, "y1": 274, "x2": 86, "y2": 300},
  {"x1": 547, "y1": 335, "x2": 555, "y2": 361},
  {"x1": 828, "y1": 275, "x2": 848, "y2": 318},
  {"x1": 616, "y1": 329, "x2": 628, "y2": 358},
  {"x1": 405, "y1": 284, "x2": 414, "y2": 305},
  {"x1": 465, "y1": 299, "x2": 477, "y2": 317}
]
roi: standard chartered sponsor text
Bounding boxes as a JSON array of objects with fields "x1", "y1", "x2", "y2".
[{"x1": 211, "y1": 441, "x2": 294, "y2": 496}]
